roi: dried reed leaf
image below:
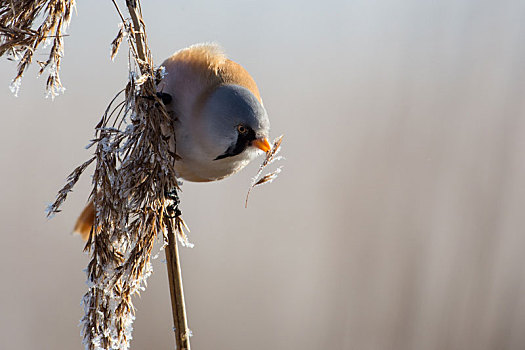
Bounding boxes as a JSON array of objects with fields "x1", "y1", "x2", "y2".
[
  {"x1": 46, "y1": 156, "x2": 95, "y2": 218},
  {"x1": 245, "y1": 135, "x2": 284, "y2": 207},
  {"x1": 110, "y1": 23, "x2": 127, "y2": 61}
]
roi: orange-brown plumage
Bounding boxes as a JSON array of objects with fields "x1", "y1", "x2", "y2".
[
  {"x1": 74, "y1": 200, "x2": 95, "y2": 240},
  {"x1": 158, "y1": 43, "x2": 261, "y2": 106},
  {"x1": 74, "y1": 43, "x2": 270, "y2": 240}
]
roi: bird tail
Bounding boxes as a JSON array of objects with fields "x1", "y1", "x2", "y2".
[{"x1": 74, "y1": 200, "x2": 95, "y2": 241}]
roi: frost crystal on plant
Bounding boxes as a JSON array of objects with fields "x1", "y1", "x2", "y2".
[{"x1": 9, "y1": 77, "x2": 22, "y2": 97}]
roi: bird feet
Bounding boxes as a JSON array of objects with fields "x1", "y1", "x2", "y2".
[{"x1": 164, "y1": 188, "x2": 181, "y2": 218}]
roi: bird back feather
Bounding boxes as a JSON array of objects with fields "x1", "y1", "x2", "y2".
[{"x1": 158, "y1": 43, "x2": 261, "y2": 107}]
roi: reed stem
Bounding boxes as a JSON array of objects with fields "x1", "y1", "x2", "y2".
[
  {"x1": 165, "y1": 223, "x2": 191, "y2": 350},
  {"x1": 124, "y1": 2, "x2": 191, "y2": 349}
]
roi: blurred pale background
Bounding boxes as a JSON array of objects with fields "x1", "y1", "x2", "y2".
[{"x1": 2, "y1": 0, "x2": 525, "y2": 349}]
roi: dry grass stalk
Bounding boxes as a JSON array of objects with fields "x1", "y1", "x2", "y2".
[
  {"x1": 44, "y1": 1, "x2": 190, "y2": 349},
  {"x1": 245, "y1": 135, "x2": 284, "y2": 207},
  {"x1": 0, "y1": 0, "x2": 75, "y2": 97}
]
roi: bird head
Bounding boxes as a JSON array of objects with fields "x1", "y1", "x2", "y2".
[{"x1": 196, "y1": 84, "x2": 270, "y2": 164}]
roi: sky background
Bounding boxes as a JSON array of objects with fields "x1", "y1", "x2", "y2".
[{"x1": 1, "y1": 0, "x2": 525, "y2": 349}]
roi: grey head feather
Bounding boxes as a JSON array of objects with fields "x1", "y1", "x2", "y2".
[{"x1": 197, "y1": 84, "x2": 270, "y2": 160}]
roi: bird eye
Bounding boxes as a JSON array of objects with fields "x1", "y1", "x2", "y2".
[{"x1": 237, "y1": 124, "x2": 248, "y2": 134}]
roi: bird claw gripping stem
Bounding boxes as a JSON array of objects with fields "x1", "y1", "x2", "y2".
[{"x1": 164, "y1": 188, "x2": 181, "y2": 218}]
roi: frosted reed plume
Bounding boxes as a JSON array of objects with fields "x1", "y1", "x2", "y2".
[
  {"x1": 0, "y1": 0, "x2": 75, "y2": 97},
  {"x1": 42, "y1": 1, "x2": 189, "y2": 349}
]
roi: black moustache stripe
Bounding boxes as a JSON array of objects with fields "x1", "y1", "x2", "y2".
[{"x1": 214, "y1": 128, "x2": 256, "y2": 160}]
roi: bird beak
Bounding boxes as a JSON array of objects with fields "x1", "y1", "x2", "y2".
[{"x1": 252, "y1": 138, "x2": 272, "y2": 153}]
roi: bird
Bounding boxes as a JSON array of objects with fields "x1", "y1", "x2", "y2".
[{"x1": 74, "y1": 43, "x2": 272, "y2": 240}]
